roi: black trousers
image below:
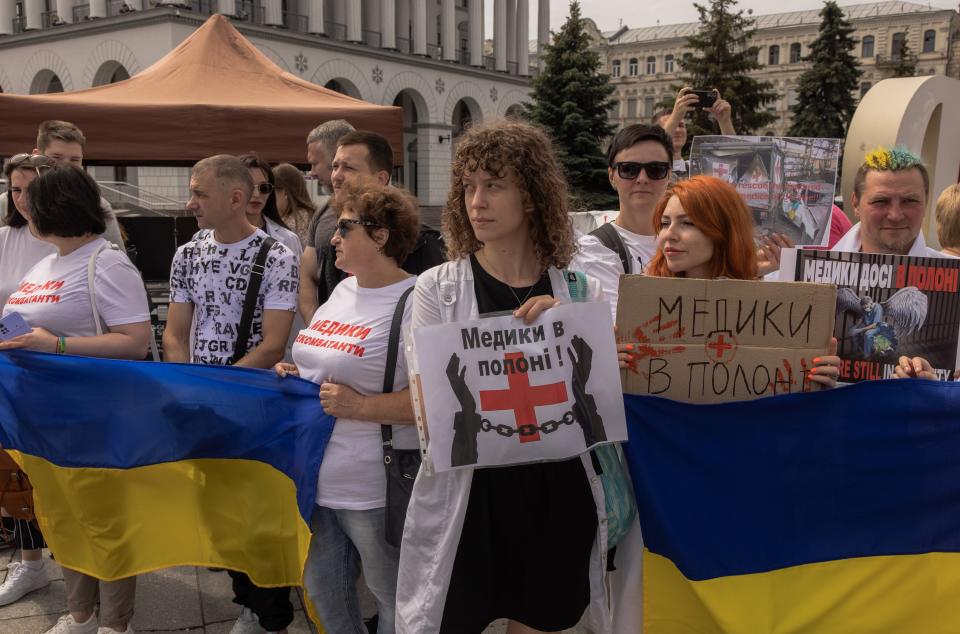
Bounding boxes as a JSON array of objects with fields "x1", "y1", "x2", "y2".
[
  {"x1": 228, "y1": 570, "x2": 294, "y2": 631},
  {"x1": 1, "y1": 516, "x2": 45, "y2": 550}
]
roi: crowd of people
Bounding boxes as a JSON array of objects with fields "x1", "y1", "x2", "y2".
[{"x1": 0, "y1": 80, "x2": 957, "y2": 634}]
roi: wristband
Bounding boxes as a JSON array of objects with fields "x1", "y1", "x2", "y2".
[{"x1": 56, "y1": 336, "x2": 66, "y2": 354}]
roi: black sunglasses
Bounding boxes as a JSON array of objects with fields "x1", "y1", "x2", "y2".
[
  {"x1": 9, "y1": 153, "x2": 56, "y2": 176},
  {"x1": 614, "y1": 161, "x2": 671, "y2": 181},
  {"x1": 255, "y1": 182, "x2": 274, "y2": 195},
  {"x1": 336, "y1": 218, "x2": 381, "y2": 236}
]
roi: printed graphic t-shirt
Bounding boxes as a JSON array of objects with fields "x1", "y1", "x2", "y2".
[
  {"x1": 293, "y1": 275, "x2": 419, "y2": 510},
  {"x1": 169, "y1": 229, "x2": 299, "y2": 366},
  {"x1": 2, "y1": 238, "x2": 149, "y2": 337},
  {"x1": 0, "y1": 225, "x2": 56, "y2": 307}
]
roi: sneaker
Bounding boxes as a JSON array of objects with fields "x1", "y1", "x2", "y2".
[
  {"x1": 229, "y1": 607, "x2": 267, "y2": 634},
  {"x1": 98, "y1": 626, "x2": 135, "y2": 634},
  {"x1": 0, "y1": 561, "x2": 50, "y2": 606},
  {"x1": 43, "y1": 613, "x2": 99, "y2": 634}
]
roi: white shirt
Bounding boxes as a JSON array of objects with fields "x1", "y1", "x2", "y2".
[
  {"x1": 169, "y1": 229, "x2": 299, "y2": 366},
  {"x1": 264, "y1": 216, "x2": 303, "y2": 257},
  {"x1": 832, "y1": 223, "x2": 954, "y2": 258},
  {"x1": 0, "y1": 225, "x2": 56, "y2": 307},
  {"x1": 572, "y1": 223, "x2": 658, "y2": 321},
  {"x1": 293, "y1": 276, "x2": 419, "y2": 510},
  {"x1": 396, "y1": 258, "x2": 611, "y2": 634},
  {"x1": 2, "y1": 237, "x2": 149, "y2": 337}
]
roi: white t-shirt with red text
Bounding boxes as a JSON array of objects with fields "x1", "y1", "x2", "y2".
[
  {"x1": 293, "y1": 275, "x2": 419, "y2": 510},
  {"x1": 2, "y1": 237, "x2": 149, "y2": 337},
  {"x1": 0, "y1": 225, "x2": 56, "y2": 308}
]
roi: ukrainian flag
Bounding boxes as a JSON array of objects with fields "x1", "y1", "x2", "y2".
[
  {"x1": 0, "y1": 350, "x2": 334, "y2": 589},
  {"x1": 622, "y1": 380, "x2": 960, "y2": 633}
]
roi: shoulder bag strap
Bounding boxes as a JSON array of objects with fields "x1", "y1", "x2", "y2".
[
  {"x1": 381, "y1": 285, "x2": 416, "y2": 449},
  {"x1": 231, "y1": 236, "x2": 277, "y2": 365},
  {"x1": 87, "y1": 242, "x2": 119, "y2": 337},
  {"x1": 589, "y1": 222, "x2": 631, "y2": 274}
]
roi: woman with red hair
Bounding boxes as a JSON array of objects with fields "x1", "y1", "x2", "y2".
[{"x1": 625, "y1": 175, "x2": 841, "y2": 387}]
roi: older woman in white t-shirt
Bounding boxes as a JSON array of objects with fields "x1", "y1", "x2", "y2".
[
  {"x1": 274, "y1": 179, "x2": 419, "y2": 634},
  {"x1": 0, "y1": 165, "x2": 151, "y2": 634}
]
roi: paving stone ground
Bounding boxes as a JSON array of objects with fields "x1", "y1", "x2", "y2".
[{"x1": 0, "y1": 548, "x2": 585, "y2": 633}]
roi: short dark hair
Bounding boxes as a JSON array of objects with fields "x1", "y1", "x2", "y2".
[
  {"x1": 332, "y1": 179, "x2": 419, "y2": 264},
  {"x1": 605, "y1": 124, "x2": 673, "y2": 167},
  {"x1": 28, "y1": 166, "x2": 106, "y2": 237},
  {"x1": 337, "y1": 131, "x2": 394, "y2": 174},
  {"x1": 37, "y1": 120, "x2": 86, "y2": 151}
]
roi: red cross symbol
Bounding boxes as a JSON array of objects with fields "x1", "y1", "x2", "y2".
[
  {"x1": 479, "y1": 352, "x2": 568, "y2": 443},
  {"x1": 705, "y1": 331, "x2": 737, "y2": 362}
]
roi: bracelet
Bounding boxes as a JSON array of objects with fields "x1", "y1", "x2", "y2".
[{"x1": 56, "y1": 336, "x2": 66, "y2": 354}]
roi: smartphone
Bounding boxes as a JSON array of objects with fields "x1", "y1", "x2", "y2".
[
  {"x1": 691, "y1": 89, "x2": 717, "y2": 109},
  {"x1": 0, "y1": 312, "x2": 31, "y2": 341}
]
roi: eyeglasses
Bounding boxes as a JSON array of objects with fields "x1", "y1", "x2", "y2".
[
  {"x1": 255, "y1": 182, "x2": 274, "y2": 195},
  {"x1": 614, "y1": 161, "x2": 671, "y2": 181},
  {"x1": 336, "y1": 218, "x2": 380, "y2": 237},
  {"x1": 9, "y1": 153, "x2": 56, "y2": 177}
]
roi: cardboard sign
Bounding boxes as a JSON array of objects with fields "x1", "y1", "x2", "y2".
[
  {"x1": 689, "y1": 136, "x2": 841, "y2": 247},
  {"x1": 407, "y1": 302, "x2": 627, "y2": 473},
  {"x1": 781, "y1": 248, "x2": 960, "y2": 381},
  {"x1": 616, "y1": 276, "x2": 836, "y2": 403}
]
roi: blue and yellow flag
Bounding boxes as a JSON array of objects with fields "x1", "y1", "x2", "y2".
[
  {"x1": 623, "y1": 380, "x2": 960, "y2": 633},
  {"x1": 0, "y1": 350, "x2": 334, "y2": 588}
]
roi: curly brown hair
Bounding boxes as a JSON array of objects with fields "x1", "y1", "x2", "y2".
[
  {"x1": 331, "y1": 178, "x2": 420, "y2": 265},
  {"x1": 443, "y1": 120, "x2": 576, "y2": 269}
]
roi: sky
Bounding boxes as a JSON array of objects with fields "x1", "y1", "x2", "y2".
[{"x1": 505, "y1": 0, "x2": 959, "y2": 39}]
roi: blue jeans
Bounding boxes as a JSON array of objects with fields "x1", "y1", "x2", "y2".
[{"x1": 304, "y1": 505, "x2": 400, "y2": 634}]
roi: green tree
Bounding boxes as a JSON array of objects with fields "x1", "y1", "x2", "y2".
[
  {"x1": 524, "y1": 1, "x2": 617, "y2": 209},
  {"x1": 892, "y1": 30, "x2": 917, "y2": 77},
  {"x1": 679, "y1": 0, "x2": 777, "y2": 137},
  {"x1": 787, "y1": 1, "x2": 862, "y2": 138}
]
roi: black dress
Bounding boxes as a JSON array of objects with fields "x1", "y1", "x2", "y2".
[{"x1": 439, "y1": 256, "x2": 598, "y2": 633}]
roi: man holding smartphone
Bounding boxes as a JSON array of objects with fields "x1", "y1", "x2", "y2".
[{"x1": 655, "y1": 86, "x2": 736, "y2": 179}]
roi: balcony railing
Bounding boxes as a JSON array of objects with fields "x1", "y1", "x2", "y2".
[
  {"x1": 362, "y1": 30, "x2": 381, "y2": 47},
  {"x1": 324, "y1": 21, "x2": 346, "y2": 41},
  {"x1": 875, "y1": 53, "x2": 918, "y2": 68}
]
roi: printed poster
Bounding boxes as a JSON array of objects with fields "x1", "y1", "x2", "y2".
[
  {"x1": 407, "y1": 302, "x2": 626, "y2": 473},
  {"x1": 781, "y1": 248, "x2": 960, "y2": 381},
  {"x1": 689, "y1": 136, "x2": 841, "y2": 246}
]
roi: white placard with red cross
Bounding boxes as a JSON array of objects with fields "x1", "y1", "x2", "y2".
[{"x1": 408, "y1": 301, "x2": 627, "y2": 472}]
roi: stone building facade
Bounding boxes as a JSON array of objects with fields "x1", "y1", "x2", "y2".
[{"x1": 591, "y1": 1, "x2": 960, "y2": 136}]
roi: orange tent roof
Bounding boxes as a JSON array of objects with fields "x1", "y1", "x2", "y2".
[{"x1": 0, "y1": 14, "x2": 403, "y2": 165}]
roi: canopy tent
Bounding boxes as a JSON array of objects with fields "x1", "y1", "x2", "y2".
[{"x1": 0, "y1": 14, "x2": 403, "y2": 166}]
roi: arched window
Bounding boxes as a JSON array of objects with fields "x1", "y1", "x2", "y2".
[
  {"x1": 628, "y1": 58, "x2": 638, "y2": 76},
  {"x1": 923, "y1": 29, "x2": 936, "y2": 53},
  {"x1": 789, "y1": 43, "x2": 802, "y2": 63},
  {"x1": 891, "y1": 32, "x2": 906, "y2": 60},
  {"x1": 664, "y1": 54, "x2": 674, "y2": 73},
  {"x1": 768, "y1": 45, "x2": 780, "y2": 65},
  {"x1": 611, "y1": 60, "x2": 621, "y2": 77},
  {"x1": 646, "y1": 56, "x2": 656, "y2": 74},
  {"x1": 861, "y1": 35, "x2": 874, "y2": 58}
]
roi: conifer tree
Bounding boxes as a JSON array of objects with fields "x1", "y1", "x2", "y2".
[
  {"x1": 524, "y1": 1, "x2": 617, "y2": 208},
  {"x1": 787, "y1": 1, "x2": 861, "y2": 138},
  {"x1": 680, "y1": 0, "x2": 777, "y2": 137},
  {"x1": 892, "y1": 30, "x2": 917, "y2": 77}
]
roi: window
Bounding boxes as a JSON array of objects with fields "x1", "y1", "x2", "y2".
[
  {"x1": 923, "y1": 29, "x2": 935, "y2": 53},
  {"x1": 628, "y1": 58, "x2": 638, "y2": 76},
  {"x1": 768, "y1": 45, "x2": 780, "y2": 65},
  {"x1": 790, "y1": 43, "x2": 802, "y2": 63},
  {"x1": 861, "y1": 35, "x2": 874, "y2": 58},
  {"x1": 860, "y1": 82, "x2": 872, "y2": 97},
  {"x1": 891, "y1": 32, "x2": 906, "y2": 60},
  {"x1": 787, "y1": 89, "x2": 798, "y2": 107},
  {"x1": 646, "y1": 56, "x2": 656, "y2": 74},
  {"x1": 612, "y1": 60, "x2": 621, "y2": 77},
  {"x1": 748, "y1": 48, "x2": 759, "y2": 64},
  {"x1": 644, "y1": 96, "x2": 655, "y2": 118},
  {"x1": 664, "y1": 54, "x2": 674, "y2": 73},
  {"x1": 626, "y1": 97, "x2": 637, "y2": 119}
]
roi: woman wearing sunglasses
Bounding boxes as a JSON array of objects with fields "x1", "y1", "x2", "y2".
[
  {"x1": 274, "y1": 179, "x2": 420, "y2": 634},
  {"x1": 0, "y1": 165, "x2": 152, "y2": 634},
  {"x1": 396, "y1": 121, "x2": 609, "y2": 634},
  {"x1": 238, "y1": 153, "x2": 302, "y2": 257},
  {"x1": 0, "y1": 154, "x2": 59, "y2": 609},
  {"x1": 573, "y1": 124, "x2": 674, "y2": 320}
]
